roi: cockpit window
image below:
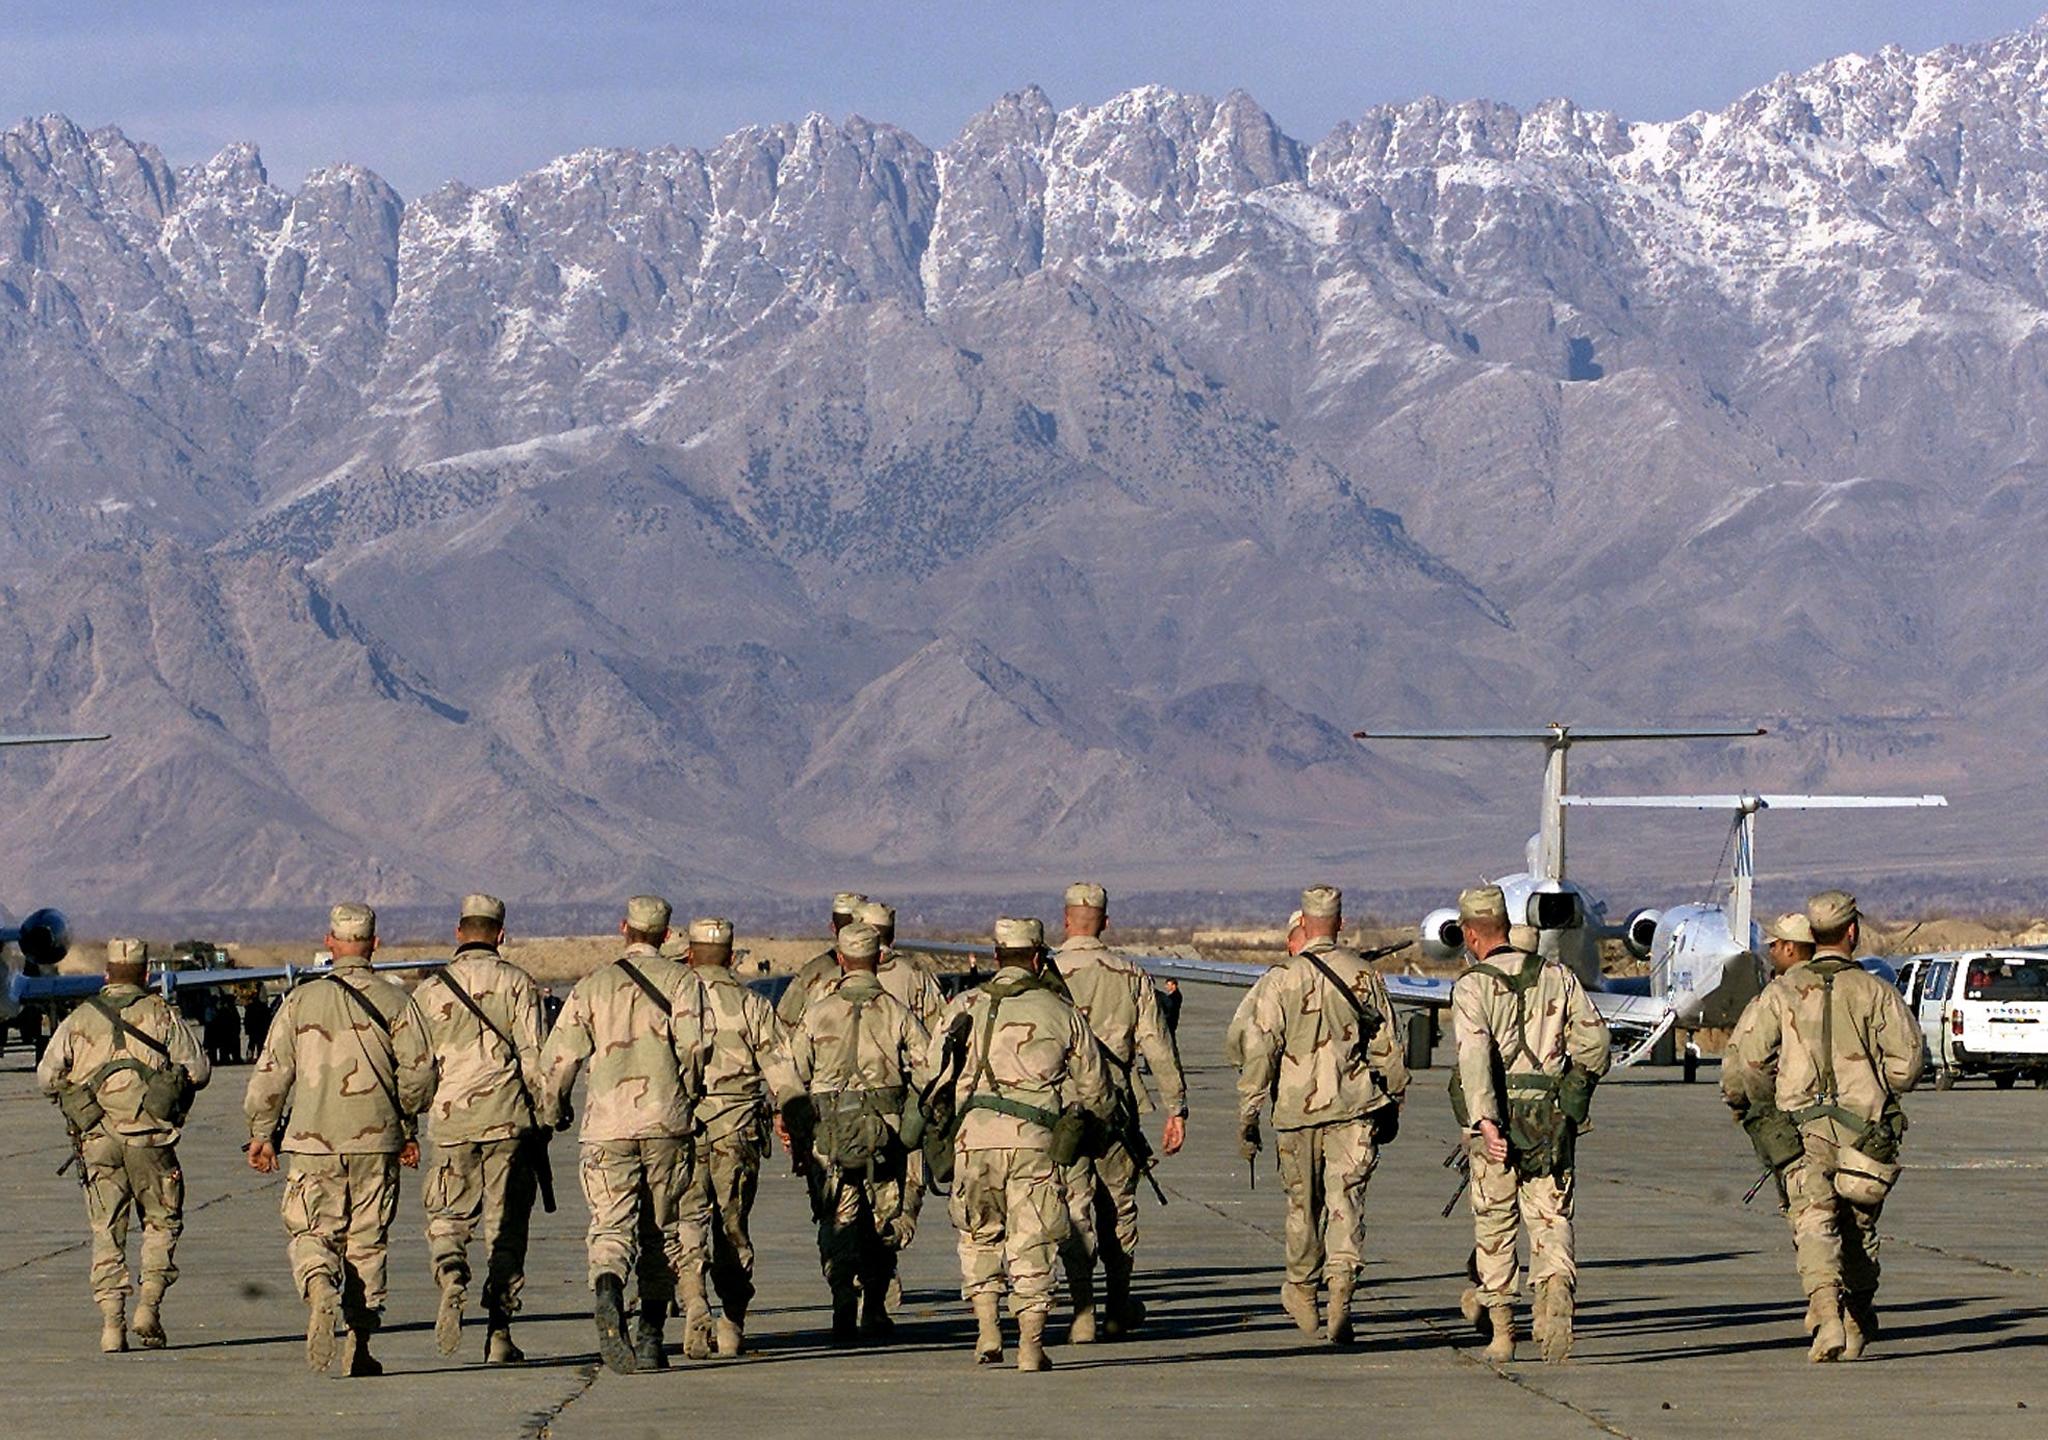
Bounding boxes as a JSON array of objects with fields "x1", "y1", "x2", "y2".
[{"x1": 1964, "y1": 958, "x2": 2048, "y2": 1001}]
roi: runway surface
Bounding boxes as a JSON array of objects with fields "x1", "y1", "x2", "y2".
[{"x1": 2, "y1": 991, "x2": 2043, "y2": 1439}]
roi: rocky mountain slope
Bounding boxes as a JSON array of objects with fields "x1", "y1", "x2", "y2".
[{"x1": 6, "y1": 20, "x2": 2048, "y2": 921}]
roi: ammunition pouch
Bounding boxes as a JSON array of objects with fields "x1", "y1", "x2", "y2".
[
  {"x1": 141, "y1": 1064, "x2": 197, "y2": 1125},
  {"x1": 1741, "y1": 1106, "x2": 1806, "y2": 1171},
  {"x1": 1048, "y1": 1103, "x2": 1095, "y2": 1168},
  {"x1": 897, "y1": 1089, "x2": 927, "y2": 1150},
  {"x1": 1556, "y1": 1066, "x2": 1598, "y2": 1126},
  {"x1": 57, "y1": 1083, "x2": 104, "y2": 1136},
  {"x1": 1504, "y1": 1082, "x2": 1575, "y2": 1181}
]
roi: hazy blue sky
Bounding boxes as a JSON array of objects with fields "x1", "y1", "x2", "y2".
[{"x1": 2, "y1": 1, "x2": 2043, "y2": 197}]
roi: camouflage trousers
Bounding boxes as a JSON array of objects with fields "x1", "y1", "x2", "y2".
[
  {"x1": 1275, "y1": 1120, "x2": 1379, "y2": 1287},
  {"x1": 78, "y1": 1133, "x2": 183, "y2": 1302},
  {"x1": 950, "y1": 1146, "x2": 1070, "y2": 1317},
  {"x1": 807, "y1": 1148, "x2": 912, "y2": 1297},
  {"x1": 1059, "y1": 1137, "x2": 1142, "y2": 1281},
  {"x1": 1468, "y1": 1148, "x2": 1574, "y2": 1305},
  {"x1": 1784, "y1": 1130, "x2": 1884, "y2": 1298},
  {"x1": 424, "y1": 1136, "x2": 537, "y2": 1314},
  {"x1": 281, "y1": 1152, "x2": 400, "y2": 1330},
  {"x1": 672, "y1": 1130, "x2": 763, "y2": 1314},
  {"x1": 578, "y1": 1137, "x2": 689, "y2": 1315}
]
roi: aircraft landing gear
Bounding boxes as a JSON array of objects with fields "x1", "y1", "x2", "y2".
[{"x1": 1681, "y1": 1035, "x2": 1701, "y2": 1084}]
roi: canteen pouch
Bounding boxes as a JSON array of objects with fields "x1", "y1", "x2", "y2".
[
  {"x1": 1742, "y1": 1106, "x2": 1806, "y2": 1171},
  {"x1": 1557, "y1": 1066, "x2": 1597, "y2": 1126},
  {"x1": 1048, "y1": 1104, "x2": 1093, "y2": 1167},
  {"x1": 898, "y1": 1089, "x2": 928, "y2": 1150},
  {"x1": 1854, "y1": 1098, "x2": 1908, "y2": 1165},
  {"x1": 57, "y1": 1083, "x2": 104, "y2": 1136},
  {"x1": 1833, "y1": 1144, "x2": 1901, "y2": 1206},
  {"x1": 140, "y1": 1064, "x2": 196, "y2": 1125},
  {"x1": 1506, "y1": 1094, "x2": 1574, "y2": 1180},
  {"x1": 812, "y1": 1091, "x2": 898, "y2": 1173}
]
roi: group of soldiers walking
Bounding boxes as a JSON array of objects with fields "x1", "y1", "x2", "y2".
[{"x1": 34, "y1": 877, "x2": 1920, "y2": 1374}]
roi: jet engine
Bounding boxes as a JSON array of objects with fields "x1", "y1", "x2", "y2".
[
  {"x1": 1622, "y1": 908, "x2": 1662, "y2": 961},
  {"x1": 14, "y1": 907, "x2": 69, "y2": 969},
  {"x1": 1419, "y1": 908, "x2": 1464, "y2": 964}
]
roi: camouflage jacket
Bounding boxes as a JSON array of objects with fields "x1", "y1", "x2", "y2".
[
  {"x1": 244, "y1": 962, "x2": 436, "y2": 1154},
  {"x1": 774, "y1": 948, "x2": 840, "y2": 1029},
  {"x1": 934, "y1": 965, "x2": 1113, "y2": 1151},
  {"x1": 1224, "y1": 966, "x2": 1285, "y2": 1070},
  {"x1": 787, "y1": 972, "x2": 934, "y2": 1125},
  {"x1": 418, "y1": 945, "x2": 547, "y2": 1146},
  {"x1": 1055, "y1": 936, "x2": 1188, "y2": 1117},
  {"x1": 37, "y1": 984, "x2": 212, "y2": 1147},
  {"x1": 875, "y1": 948, "x2": 948, "y2": 1030},
  {"x1": 1452, "y1": 945, "x2": 1611, "y2": 1130},
  {"x1": 1237, "y1": 939, "x2": 1409, "y2": 1130},
  {"x1": 1721, "y1": 951, "x2": 1923, "y2": 1135},
  {"x1": 536, "y1": 945, "x2": 708, "y2": 1142},
  {"x1": 686, "y1": 962, "x2": 799, "y2": 1143}
]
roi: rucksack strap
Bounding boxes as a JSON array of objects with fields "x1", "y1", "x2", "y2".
[{"x1": 87, "y1": 996, "x2": 173, "y2": 1064}]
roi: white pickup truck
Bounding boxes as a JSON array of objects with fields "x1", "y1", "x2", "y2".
[{"x1": 1895, "y1": 948, "x2": 2048, "y2": 1090}]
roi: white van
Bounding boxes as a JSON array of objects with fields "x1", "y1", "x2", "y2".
[{"x1": 1895, "y1": 948, "x2": 2048, "y2": 1089}]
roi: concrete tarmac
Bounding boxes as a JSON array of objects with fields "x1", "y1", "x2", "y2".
[{"x1": 2, "y1": 994, "x2": 2045, "y2": 1440}]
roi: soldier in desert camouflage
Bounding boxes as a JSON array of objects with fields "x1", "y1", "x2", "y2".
[
  {"x1": 38, "y1": 938, "x2": 211, "y2": 1353},
  {"x1": 1451, "y1": 883, "x2": 1610, "y2": 1365},
  {"x1": 416, "y1": 894, "x2": 547, "y2": 1364},
  {"x1": 536, "y1": 895, "x2": 707, "y2": 1374},
  {"x1": 244, "y1": 903, "x2": 436, "y2": 1378},
  {"x1": 774, "y1": 891, "x2": 868, "y2": 1029},
  {"x1": 934, "y1": 916, "x2": 1112, "y2": 1372},
  {"x1": 853, "y1": 899, "x2": 945, "y2": 1300},
  {"x1": 1722, "y1": 891, "x2": 1921, "y2": 1362},
  {"x1": 666, "y1": 915, "x2": 796, "y2": 1359},
  {"x1": 778, "y1": 921, "x2": 933, "y2": 1344},
  {"x1": 1050, "y1": 881, "x2": 1186, "y2": 1342},
  {"x1": 1235, "y1": 886, "x2": 1408, "y2": 1346}
]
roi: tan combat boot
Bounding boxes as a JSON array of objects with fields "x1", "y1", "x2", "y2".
[
  {"x1": 1016, "y1": 1309, "x2": 1053, "y2": 1372},
  {"x1": 1101, "y1": 1256, "x2": 1145, "y2": 1336},
  {"x1": 1841, "y1": 1291, "x2": 1877, "y2": 1361},
  {"x1": 715, "y1": 1313, "x2": 746, "y2": 1358},
  {"x1": 484, "y1": 1308, "x2": 524, "y2": 1365},
  {"x1": 1486, "y1": 1304, "x2": 1517, "y2": 1363},
  {"x1": 132, "y1": 1281, "x2": 167, "y2": 1350},
  {"x1": 306, "y1": 1276, "x2": 342, "y2": 1376},
  {"x1": 435, "y1": 1279, "x2": 464, "y2": 1357},
  {"x1": 1807, "y1": 1286, "x2": 1847, "y2": 1363},
  {"x1": 342, "y1": 1325, "x2": 382, "y2": 1378},
  {"x1": 1067, "y1": 1263, "x2": 1097, "y2": 1345},
  {"x1": 972, "y1": 1291, "x2": 1004, "y2": 1365},
  {"x1": 1281, "y1": 1280, "x2": 1320, "y2": 1336},
  {"x1": 97, "y1": 1296, "x2": 127, "y2": 1354},
  {"x1": 1459, "y1": 1286, "x2": 1489, "y2": 1337},
  {"x1": 1536, "y1": 1279, "x2": 1573, "y2": 1363},
  {"x1": 1325, "y1": 1273, "x2": 1355, "y2": 1346},
  {"x1": 678, "y1": 1270, "x2": 714, "y2": 1360}
]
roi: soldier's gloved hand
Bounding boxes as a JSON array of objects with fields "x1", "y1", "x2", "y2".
[{"x1": 1238, "y1": 1116, "x2": 1261, "y2": 1161}]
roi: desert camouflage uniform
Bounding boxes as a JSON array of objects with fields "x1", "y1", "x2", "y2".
[
  {"x1": 774, "y1": 948, "x2": 841, "y2": 1030},
  {"x1": 1052, "y1": 936, "x2": 1186, "y2": 1315},
  {"x1": 244, "y1": 962, "x2": 436, "y2": 1333},
  {"x1": 787, "y1": 972, "x2": 934, "y2": 1318},
  {"x1": 37, "y1": 986, "x2": 212, "y2": 1307},
  {"x1": 535, "y1": 945, "x2": 707, "y2": 1316},
  {"x1": 1453, "y1": 946, "x2": 1611, "y2": 1307},
  {"x1": 1722, "y1": 950, "x2": 1921, "y2": 1304},
  {"x1": 672, "y1": 962, "x2": 797, "y2": 1342},
  {"x1": 936, "y1": 966, "x2": 1113, "y2": 1317},
  {"x1": 417, "y1": 943, "x2": 547, "y2": 1318},
  {"x1": 873, "y1": 945, "x2": 947, "y2": 1253},
  {"x1": 1237, "y1": 939, "x2": 1408, "y2": 1293}
]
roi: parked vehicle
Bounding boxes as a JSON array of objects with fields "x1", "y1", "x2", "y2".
[{"x1": 1895, "y1": 948, "x2": 2048, "y2": 1089}]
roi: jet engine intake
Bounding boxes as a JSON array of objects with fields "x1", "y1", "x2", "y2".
[
  {"x1": 1419, "y1": 908, "x2": 1464, "y2": 964},
  {"x1": 15, "y1": 907, "x2": 69, "y2": 969},
  {"x1": 1623, "y1": 908, "x2": 1662, "y2": 961}
]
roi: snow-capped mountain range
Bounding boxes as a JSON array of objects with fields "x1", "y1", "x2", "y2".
[{"x1": 5, "y1": 20, "x2": 2048, "y2": 920}]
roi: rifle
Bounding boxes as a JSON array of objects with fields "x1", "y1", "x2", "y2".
[{"x1": 1440, "y1": 1137, "x2": 1471, "y2": 1218}]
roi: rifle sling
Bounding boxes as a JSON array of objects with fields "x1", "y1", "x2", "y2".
[
  {"x1": 435, "y1": 967, "x2": 538, "y2": 1115},
  {"x1": 87, "y1": 996, "x2": 173, "y2": 1064},
  {"x1": 320, "y1": 974, "x2": 405, "y2": 1119},
  {"x1": 615, "y1": 958, "x2": 675, "y2": 1020},
  {"x1": 1302, "y1": 948, "x2": 1383, "y2": 1046}
]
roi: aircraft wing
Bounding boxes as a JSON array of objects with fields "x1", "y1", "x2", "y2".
[
  {"x1": 0, "y1": 732, "x2": 112, "y2": 748},
  {"x1": 10, "y1": 957, "x2": 452, "y2": 1010}
]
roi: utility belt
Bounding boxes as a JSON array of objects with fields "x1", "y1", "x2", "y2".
[
  {"x1": 796, "y1": 1085, "x2": 908, "y2": 1174},
  {"x1": 1451, "y1": 1065, "x2": 1597, "y2": 1181},
  {"x1": 958, "y1": 1092, "x2": 1096, "y2": 1166},
  {"x1": 1789, "y1": 1095, "x2": 1908, "y2": 1165}
]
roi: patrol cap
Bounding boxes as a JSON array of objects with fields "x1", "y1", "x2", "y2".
[
  {"x1": 1064, "y1": 881, "x2": 1108, "y2": 909},
  {"x1": 459, "y1": 893, "x2": 506, "y2": 926},
  {"x1": 1285, "y1": 909, "x2": 1304, "y2": 932},
  {"x1": 1805, "y1": 890, "x2": 1859, "y2": 933},
  {"x1": 994, "y1": 916, "x2": 1045, "y2": 949},
  {"x1": 837, "y1": 922, "x2": 882, "y2": 962},
  {"x1": 329, "y1": 902, "x2": 377, "y2": 941},
  {"x1": 1458, "y1": 885, "x2": 1509, "y2": 925},
  {"x1": 1301, "y1": 885, "x2": 1341, "y2": 918},
  {"x1": 105, "y1": 937, "x2": 148, "y2": 969},
  {"x1": 853, "y1": 901, "x2": 895, "y2": 930},
  {"x1": 1765, "y1": 912, "x2": 1815, "y2": 945},
  {"x1": 626, "y1": 895, "x2": 672, "y2": 933},
  {"x1": 831, "y1": 891, "x2": 868, "y2": 918},
  {"x1": 688, "y1": 916, "x2": 734, "y2": 946},
  {"x1": 658, "y1": 933, "x2": 689, "y2": 959}
]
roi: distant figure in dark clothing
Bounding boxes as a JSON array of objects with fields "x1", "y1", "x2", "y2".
[
  {"x1": 205, "y1": 995, "x2": 242, "y2": 1065},
  {"x1": 1159, "y1": 978, "x2": 1183, "y2": 1036},
  {"x1": 242, "y1": 992, "x2": 274, "y2": 1058}
]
